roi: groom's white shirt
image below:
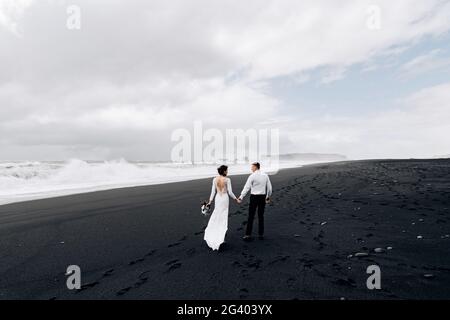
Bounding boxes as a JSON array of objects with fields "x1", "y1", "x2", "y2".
[{"x1": 239, "y1": 170, "x2": 272, "y2": 199}]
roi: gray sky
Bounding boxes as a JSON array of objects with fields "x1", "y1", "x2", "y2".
[{"x1": 1, "y1": 0, "x2": 450, "y2": 161}]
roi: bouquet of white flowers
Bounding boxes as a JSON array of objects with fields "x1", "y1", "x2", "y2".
[{"x1": 201, "y1": 201, "x2": 211, "y2": 216}]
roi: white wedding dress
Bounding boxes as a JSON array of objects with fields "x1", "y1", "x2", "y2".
[{"x1": 204, "y1": 176, "x2": 237, "y2": 250}]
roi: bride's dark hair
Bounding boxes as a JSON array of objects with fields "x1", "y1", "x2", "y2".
[{"x1": 217, "y1": 165, "x2": 228, "y2": 177}]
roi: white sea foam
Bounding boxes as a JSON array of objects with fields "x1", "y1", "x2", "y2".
[{"x1": 0, "y1": 158, "x2": 312, "y2": 205}]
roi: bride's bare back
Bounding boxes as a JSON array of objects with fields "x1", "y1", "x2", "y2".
[{"x1": 216, "y1": 176, "x2": 227, "y2": 194}]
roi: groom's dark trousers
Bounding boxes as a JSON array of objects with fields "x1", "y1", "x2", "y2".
[{"x1": 246, "y1": 194, "x2": 266, "y2": 236}]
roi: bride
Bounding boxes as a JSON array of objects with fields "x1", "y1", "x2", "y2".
[{"x1": 204, "y1": 165, "x2": 241, "y2": 251}]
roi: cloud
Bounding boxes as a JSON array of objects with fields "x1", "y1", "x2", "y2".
[
  {"x1": 1, "y1": 0, "x2": 450, "y2": 160},
  {"x1": 212, "y1": 0, "x2": 450, "y2": 81},
  {"x1": 2, "y1": 0, "x2": 450, "y2": 85},
  {"x1": 0, "y1": 79, "x2": 279, "y2": 160},
  {"x1": 400, "y1": 49, "x2": 450, "y2": 78},
  {"x1": 320, "y1": 68, "x2": 347, "y2": 84},
  {"x1": 283, "y1": 82, "x2": 450, "y2": 159},
  {"x1": 0, "y1": 0, "x2": 33, "y2": 36}
]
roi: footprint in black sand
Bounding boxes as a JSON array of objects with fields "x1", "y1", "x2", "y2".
[
  {"x1": 167, "y1": 263, "x2": 182, "y2": 272},
  {"x1": 332, "y1": 263, "x2": 342, "y2": 270},
  {"x1": 134, "y1": 277, "x2": 148, "y2": 288},
  {"x1": 313, "y1": 231, "x2": 326, "y2": 251},
  {"x1": 165, "y1": 259, "x2": 179, "y2": 265},
  {"x1": 129, "y1": 258, "x2": 145, "y2": 266},
  {"x1": 246, "y1": 260, "x2": 262, "y2": 270},
  {"x1": 268, "y1": 255, "x2": 290, "y2": 266},
  {"x1": 102, "y1": 269, "x2": 114, "y2": 278},
  {"x1": 125, "y1": 270, "x2": 152, "y2": 290},
  {"x1": 165, "y1": 259, "x2": 182, "y2": 273},
  {"x1": 287, "y1": 277, "x2": 296, "y2": 289},
  {"x1": 186, "y1": 248, "x2": 196, "y2": 256},
  {"x1": 240, "y1": 269, "x2": 249, "y2": 277},
  {"x1": 133, "y1": 274, "x2": 150, "y2": 289},
  {"x1": 168, "y1": 236, "x2": 188, "y2": 248},
  {"x1": 78, "y1": 281, "x2": 100, "y2": 292},
  {"x1": 231, "y1": 261, "x2": 242, "y2": 267},
  {"x1": 301, "y1": 259, "x2": 315, "y2": 269},
  {"x1": 146, "y1": 249, "x2": 157, "y2": 257},
  {"x1": 333, "y1": 278, "x2": 356, "y2": 288},
  {"x1": 239, "y1": 288, "x2": 249, "y2": 298},
  {"x1": 116, "y1": 286, "x2": 132, "y2": 296},
  {"x1": 168, "y1": 242, "x2": 181, "y2": 248},
  {"x1": 76, "y1": 268, "x2": 116, "y2": 293},
  {"x1": 318, "y1": 242, "x2": 326, "y2": 251}
]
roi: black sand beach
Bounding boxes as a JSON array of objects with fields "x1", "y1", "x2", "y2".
[{"x1": 0, "y1": 159, "x2": 449, "y2": 300}]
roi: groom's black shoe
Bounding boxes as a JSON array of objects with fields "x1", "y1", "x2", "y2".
[
  {"x1": 258, "y1": 235, "x2": 264, "y2": 240},
  {"x1": 243, "y1": 235, "x2": 252, "y2": 241}
]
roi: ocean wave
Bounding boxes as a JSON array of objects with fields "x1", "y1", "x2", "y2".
[{"x1": 0, "y1": 158, "x2": 304, "y2": 205}]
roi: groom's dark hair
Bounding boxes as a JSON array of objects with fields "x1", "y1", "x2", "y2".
[
  {"x1": 252, "y1": 162, "x2": 260, "y2": 170},
  {"x1": 217, "y1": 165, "x2": 228, "y2": 176}
]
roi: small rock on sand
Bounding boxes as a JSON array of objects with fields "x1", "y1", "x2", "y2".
[
  {"x1": 354, "y1": 252, "x2": 369, "y2": 257},
  {"x1": 374, "y1": 248, "x2": 384, "y2": 253}
]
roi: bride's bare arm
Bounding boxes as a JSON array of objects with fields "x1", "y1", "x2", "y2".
[
  {"x1": 227, "y1": 178, "x2": 237, "y2": 200},
  {"x1": 209, "y1": 177, "x2": 217, "y2": 204}
]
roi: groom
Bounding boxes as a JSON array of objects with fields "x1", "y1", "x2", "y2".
[{"x1": 238, "y1": 162, "x2": 272, "y2": 240}]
